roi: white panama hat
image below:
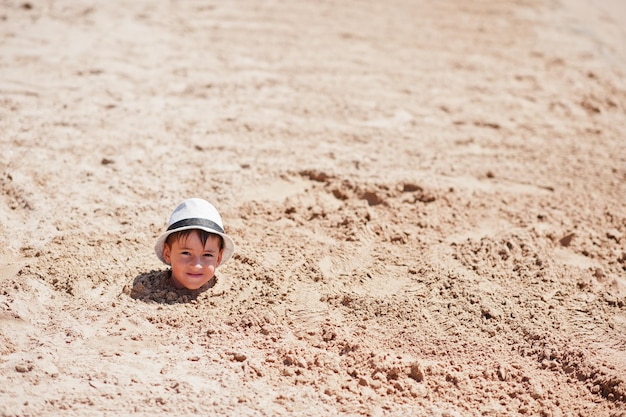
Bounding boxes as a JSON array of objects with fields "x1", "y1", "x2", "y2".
[{"x1": 154, "y1": 198, "x2": 235, "y2": 265}]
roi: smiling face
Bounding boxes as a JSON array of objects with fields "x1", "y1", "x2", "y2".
[{"x1": 162, "y1": 229, "x2": 224, "y2": 290}]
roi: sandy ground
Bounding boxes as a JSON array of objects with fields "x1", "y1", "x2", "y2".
[{"x1": 1, "y1": 0, "x2": 625, "y2": 416}]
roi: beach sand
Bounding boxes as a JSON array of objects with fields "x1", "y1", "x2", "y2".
[{"x1": 1, "y1": 0, "x2": 625, "y2": 415}]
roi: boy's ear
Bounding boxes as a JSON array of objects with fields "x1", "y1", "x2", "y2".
[
  {"x1": 216, "y1": 248, "x2": 223, "y2": 267},
  {"x1": 162, "y1": 244, "x2": 172, "y2": 265}
]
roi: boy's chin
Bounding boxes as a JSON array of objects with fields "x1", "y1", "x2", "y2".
[{"x1": 171, "y1": 276, "x2": 210, "y2": 290}]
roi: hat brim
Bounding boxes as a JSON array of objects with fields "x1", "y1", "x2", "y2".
[{"x1": 154, "y1": 225, "x2": 235, "y2": 266}]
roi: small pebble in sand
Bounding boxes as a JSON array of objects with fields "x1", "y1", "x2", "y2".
[
  {"x1": 558, "y1": 232, "x2": 575, "y2": 247},
  {"x1": 15, "y1": 362, "x2": 33, "y2": 373}
]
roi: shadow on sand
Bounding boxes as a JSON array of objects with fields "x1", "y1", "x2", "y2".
[{"x1": 128, "y1": 269, "x2": 217, "y2": 304}]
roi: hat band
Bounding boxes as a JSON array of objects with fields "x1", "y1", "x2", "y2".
[{"x1": 167, "y1": 218, "x2": 224, "y2": 234}]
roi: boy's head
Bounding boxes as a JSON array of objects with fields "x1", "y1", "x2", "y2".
[{"x1": 154, "y1": 198, "x2": 235, "y2": 289}]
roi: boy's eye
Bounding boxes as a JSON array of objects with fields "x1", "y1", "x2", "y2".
[
  {"x1": 181, "y1": 251, "x2": 191, "y2": 256},
  {"x1": 203, "y1": 253, "x2": 213, "y2": 257}
]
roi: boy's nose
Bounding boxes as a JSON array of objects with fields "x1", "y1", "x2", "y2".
[{"x1": 191, "y1": 257, "x2": 203, "y2": 268}]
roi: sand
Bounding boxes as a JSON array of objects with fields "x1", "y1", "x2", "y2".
[{"x1": 1, "y1": 0, "x2": 625, "y2": 416}]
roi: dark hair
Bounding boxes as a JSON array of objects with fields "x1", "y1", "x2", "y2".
[{"x1": 165, "y1": 229, "x2": 224, "y2": 250}]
